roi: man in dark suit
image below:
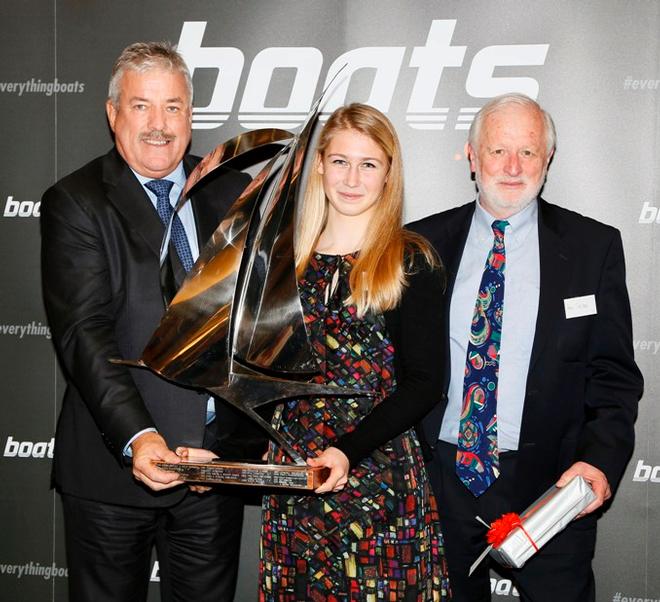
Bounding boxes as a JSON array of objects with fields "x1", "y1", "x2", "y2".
[
  {"x1": 41, "y1": 42, "x2": 252, "y2": 601},
  {"x1": 410, "y1": 93, "x2": 643, "y2": 602}
]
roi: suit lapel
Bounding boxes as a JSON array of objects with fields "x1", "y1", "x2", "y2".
[
  {"x1": 190, "y1": 188, "x2": 220, "y2": 247},
  {"x1": 103, "y1": 148, "x2": 197, "y2": 294},
  {"x1": 188, "y1": 163, "x2": 239, "y2": 246},
  {"x1": 103, "y1": 148, "x2": 165, "y2": 258},
  {"x1": 183, "y1": 155, "x2": 208, "y2": 246},
  {"x1": 528, "y1": 199, "x2": 570, "y2": 373},
  {"x1": 442, "y1": 203, "x2": 475, "y2": 299},
  {"x1": 438, "y1": 202, "x2": 474, "y2": 396}
]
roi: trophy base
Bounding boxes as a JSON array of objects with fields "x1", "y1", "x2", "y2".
[{"x1": 156, "y1": 459, "x2": 329, "y2": 490}]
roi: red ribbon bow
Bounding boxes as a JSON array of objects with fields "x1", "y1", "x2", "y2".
[{"x1": 487, "y1": 512, "x2": 538, "y2": 551}]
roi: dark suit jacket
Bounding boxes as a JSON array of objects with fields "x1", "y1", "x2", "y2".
[
  {"x1": 409, "y1": 199, "x2": 643, "y2": 510},
  {"x1": 41, "y1": 147, "x2": 251, "y2": 507}
]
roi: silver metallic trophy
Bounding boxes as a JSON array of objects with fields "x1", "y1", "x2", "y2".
[{"x1": 117, "y1": 92, "x2": 363, "y2": 489}]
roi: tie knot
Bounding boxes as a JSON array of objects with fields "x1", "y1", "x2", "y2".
[
  {"x1": 491, "y1": 220, "x2": 509, "y2": 238},
  {"x1": 145, "y1": 179, "x2": 174, "y2": 201}
]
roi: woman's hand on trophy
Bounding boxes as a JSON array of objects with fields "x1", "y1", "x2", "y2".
[
  {"x1": 308, "y1": 447, "x2": 350, "y2": 494},
  {"x1": 175, "y1": 446, "x2": 218, "y2": 494}
]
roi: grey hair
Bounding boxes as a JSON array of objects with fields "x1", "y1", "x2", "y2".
[
  {"x1": 468, "y1": 93, "x2": 556, "y2": 155},
  {"x1": 107, "y1": 41, "x2": 193, "y2": 107}
]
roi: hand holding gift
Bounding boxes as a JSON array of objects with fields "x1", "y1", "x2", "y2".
[{"x1": 470, "y1": 475, "x2": 597, "y2": 573}]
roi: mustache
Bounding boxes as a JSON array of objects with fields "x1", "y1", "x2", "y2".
[{"x1": 140, "y1": 129, "x2": 175, "y2": 142}]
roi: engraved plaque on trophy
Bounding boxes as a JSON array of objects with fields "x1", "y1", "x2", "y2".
[{"x1": 156, "y1": 458, "x2": 330, "y2": 490}]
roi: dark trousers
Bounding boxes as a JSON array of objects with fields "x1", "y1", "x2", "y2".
[
  {"x1": 428, "y1": 441, "x2": 596, "y2": 602},
  {"x1": 61, "y1": 489, "x2": 243, "y2": 602}
]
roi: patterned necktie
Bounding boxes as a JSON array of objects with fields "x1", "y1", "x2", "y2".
[
  {"x1": 145, "y1": 179, "x2": 194, "y2": 272},
  {"x1": 456, "y1": 219, "x2": 509, "y2": 496}
]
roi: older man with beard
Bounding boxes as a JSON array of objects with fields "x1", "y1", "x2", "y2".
[{"x1": 410, "y1": 93, "x2": 642, "y2": 602}]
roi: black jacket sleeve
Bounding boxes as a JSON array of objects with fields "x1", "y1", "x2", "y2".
[
  {"x1": 41, "y1": 181, "x2": 155, "y2": 456},
  {"x1": 333, "y1": 261, "x2": 446, "y2": 466},
  {"x1": 576, "y1": 230, "x2": 643, "y2": 487}
]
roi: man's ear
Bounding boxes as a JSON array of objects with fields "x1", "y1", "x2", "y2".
[
  {"x1": 546, "y1": 148, "x2": 555, "y2": 167},
  {"x1": 465, "y1": 143, "x2": 477, "y2": 173},
  {"x1": 106, "y1": 99, "x2": 117, "y2": 133}
]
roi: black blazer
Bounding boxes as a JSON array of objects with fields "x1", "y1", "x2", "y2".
[
  {"x1": 334, "y1": 255, "x2": 447, "y2": 466},
  {"x1": 409, "y1": 199, "x2": 643, "y2": 510},
  {"x1": 41, "y1": 147, "x2": 250, "y2": 507}
]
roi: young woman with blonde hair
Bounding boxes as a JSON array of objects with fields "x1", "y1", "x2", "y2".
[{"x1": 259, "y1": 103, "x2": 450, "y2": 601}]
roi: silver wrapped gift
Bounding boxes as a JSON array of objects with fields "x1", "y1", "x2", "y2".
[{"x1": 488, "y1": 475, "x2": 596, "y2": 569}]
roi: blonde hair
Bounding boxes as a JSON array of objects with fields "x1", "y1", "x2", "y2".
[{"x1": 296, "y1": 103, "x2": 439, "y2": 315}]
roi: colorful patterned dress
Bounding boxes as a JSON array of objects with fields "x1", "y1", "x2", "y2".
[{"x1": 259, "y1": 253, "x2": 450, "y2": 601}]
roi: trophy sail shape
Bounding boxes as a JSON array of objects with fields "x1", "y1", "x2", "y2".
[
  {"x1": 231, "y1": 100, "x2": 322, "y2": 377},
  {"x1": 136, "y1": 129, "x2": 294, "y2": 387},
  {"x1": 126, "y1": 85, "x2": 369, "y2": 470}
]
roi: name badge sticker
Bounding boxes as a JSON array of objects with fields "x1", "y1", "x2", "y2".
[{"x1": 564, "y1": 294, "x2": 597, "y2": 319}]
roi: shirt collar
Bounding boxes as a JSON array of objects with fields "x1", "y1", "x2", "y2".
[
  {"x1": 131, "y1": 162, "x2": 187, "y2": 203},
  {"x1": 474, "y1": 196, "x2": 538, "y2": 249}
]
